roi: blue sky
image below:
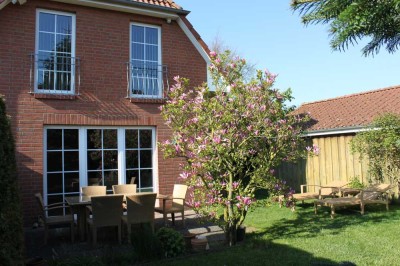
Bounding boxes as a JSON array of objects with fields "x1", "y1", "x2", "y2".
[{"x1": 178, "y1": 0, "x2": 400, "y2": 107}]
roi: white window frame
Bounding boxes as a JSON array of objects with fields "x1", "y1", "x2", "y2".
[
  {"x1": 43, "y1": 126, "x2": 158, "y2": 206},
  {"x1": 35, "y1": 9, "x2": 76, "y2": 94},
  {"x1": 129, "y1": 22, "x2": 162, "y2": 98}
]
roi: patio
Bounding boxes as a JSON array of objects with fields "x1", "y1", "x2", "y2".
[{"x1": 24, "y1": 210, "x2": 225, "y2": 262}]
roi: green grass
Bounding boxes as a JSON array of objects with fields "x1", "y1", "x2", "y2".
[{"x1": 151, "y1": 202, "x2": 400, "y2": 266}]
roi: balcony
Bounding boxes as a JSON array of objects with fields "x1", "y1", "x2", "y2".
[
  {"x1": 126, "y1": 62, "x2": 169, "y2": 100},
  {"x1": 30, "y1": 53, "x2": 80, "y2": 96}
]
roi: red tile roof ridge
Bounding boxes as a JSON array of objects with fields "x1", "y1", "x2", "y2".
[
  {"x1": 299, "y1": 84, "x2": 400, "y2": 107},
  {"x1": 130, "y1": 0, "x2": 182, "y2": 10}
]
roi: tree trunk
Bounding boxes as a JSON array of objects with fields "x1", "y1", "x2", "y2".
[{"x1": 225, "y1": 223, "x2": 237, "y2": 246}]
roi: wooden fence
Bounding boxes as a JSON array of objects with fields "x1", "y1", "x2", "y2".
[{"x1": 277, "y1": 134, "x2": 370, "y2": 193}]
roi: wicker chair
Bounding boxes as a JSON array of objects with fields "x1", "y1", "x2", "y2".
[
  {"x1": 81, "y1": 185, "x2": 107, "y2": 196},
  {"x1": 155, "y1": 184, "x2": 188, "y2": 226},
  {"x1": 86, "y1": 195, "x2": 124, "y2": 245},
  {"x1": 34, "y1": 193, "x2": 74, "y2": 244},
  {"x1": 122, "y1": 193, "x2": 157, "y2": 241},
  {"x1": 112, "y1": 184, "x2": 137, "y2": 198}
]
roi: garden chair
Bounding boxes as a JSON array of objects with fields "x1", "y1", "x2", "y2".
[
  {"x1": 81, "y1": 185, "x2": 107, "y2": 214},
  {"x1": 155, "y1": 184, "x2": 188, "y2": 226},
  {"x1": 86, "y1": 194, "x2": 124, "y2": 245},
  {"x1": 80, "y1": 185, "x2": 106, "y2": 197},
  {"x1": 113, "y1": 184, "x2": 137, "y2": 210},
  {"x1": 314, "y1": 183, "x2": 394, "y2": 218},
  {"x1": 34, "y1": 193, "x2": 74, "y2": 244},
  {"x1": 122, "y1": 193, "x2": 157, "y2": 241},
  {"x1": 112, "y1": 184, "x2": 137, "y2": 197},
  {"x1": 279, "y1": 180, "x2": 349, "y2": 210}
]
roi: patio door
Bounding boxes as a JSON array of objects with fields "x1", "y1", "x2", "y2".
[{"x1": 44, "y1": 126, "x2": 157, "y2": 213}]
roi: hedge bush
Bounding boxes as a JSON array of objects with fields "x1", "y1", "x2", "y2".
[{"x1": 0, "y1": 95, "x2": 24, "y2": 265}]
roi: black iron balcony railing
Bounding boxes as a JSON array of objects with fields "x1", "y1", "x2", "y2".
[
  {"x1": 126, "y1": 62, "x2": 169, "y2": 99},
  {"x1": 30, "y1": 53, "x2": 80, "y2": 95}
]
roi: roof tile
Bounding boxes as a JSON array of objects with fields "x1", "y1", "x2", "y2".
[
  {"x1": 295, "y1": 85, "x2": 400, "y2": 131},
  {"x1": 130, "y1": 0, "x2": 182, "y2": 10}
]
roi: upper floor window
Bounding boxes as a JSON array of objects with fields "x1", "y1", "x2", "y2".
[
  {"x1": 35, "y1": 10, "x2": 76, "y2": 94},
  {"x1": 129, "y1": 23, "x2": 164, "y2": 98}
]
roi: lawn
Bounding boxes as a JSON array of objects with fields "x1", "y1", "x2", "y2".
[{"x1": 153, "y1": 201, "x2": 400, "y2": 266}]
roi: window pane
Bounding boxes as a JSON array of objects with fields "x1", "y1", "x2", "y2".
[
  {"x1": 64, "y1": 151, "x2": 79, "y2": 171},
  {"x1": 140, "y1": 130, "x2": 152, "y2": 148},
  {"x1": 55, "y1": 71, "x2": 71, "y2": 91},
  {"x1": 132, "y1": 25, "x2": 144, "y2": 43},
  {"x1": 126, "y1": 150, "x2": 138, "y2": 168},
  {"x1": 140, "y1": 150, "x2": 152, "y2": 168},
  {"x1": 47, "y1": 151, "x2": 62, "y2": 172},
  {"x1": 126, "y1": 170, "x2": 139, "y2": 185},
  {"x1": 65, "y1": 172, "x2": 79, "y2": 193},
  {"x1": 43, "y1": 71, "x2": 54, "y2": 90},
  {"x1": 38, "y1": 51, "x2": 54, "y2": 70},
  {"x1": 132, "y1": 43, "x2": 144, "y2": 60},
  {"x1": 145, "y1": 45, "x2": 158, "y2": 62},
  {"x1": 56, "y1": 34, "x2": 71, "y2": 54},
  {"x1": 103, "y1": 130, "x2": 117, "y2": 149},
  {"x1": 88, "y1": 172, "x2": 103, "y2": 186},
  {"x1": 140, "y1": 169, "x2": 153, "y2": 188},
  {"x1": 87, "y1": 129, "x2": 102, "y2": 149},
  {"x1": 64, "y1": 129, "x2": 78, "y2": 149},
  {"x1": 39, "y1": 12, "x2": 55, "y2": 32},
  {"x1": 87, "y1": 151, "x2": 102, "y2": 170},
  {"x1": 145, "y1": 27, "x2": 158, "y2": 45},
  {"x1": 104, "y1": 150, "x2": 118, "y2": 170},
  {"x1": 125, "y1": 130, "x2": 138, "y2": 148},
  {"x1": 39, "y1": 32, "x2": 55, "y2": 51},
  {"x1": 56, "y1": 15, "x2": 72, "y2": 34},
  {"x1": 47, "y1": 129, "x2": 62, "y2": 150},
  {"x1": 47, "y1": 173, "x2": 62, "y2": 194},
  {"x1": 104, "y1": 171, "x2": 118, "y2": 191},
  {"x1": 47, "y1": 195, "x2": 65, "y2": 216}
]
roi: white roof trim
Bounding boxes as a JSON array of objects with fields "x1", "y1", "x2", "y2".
[
  {"x1": 303, "y1": 126, "x2": 367, "y2": 137},
  {"x1": 176, "y1": 17, "x2": 211, "y2": 89},
  {"x1": 0, "y1": 0, "x2": 11, "y2": 10}
]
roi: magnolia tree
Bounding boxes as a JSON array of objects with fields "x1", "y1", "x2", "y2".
[{"x1": 160, "y1": 51, "x2": 310, "y2": 246}]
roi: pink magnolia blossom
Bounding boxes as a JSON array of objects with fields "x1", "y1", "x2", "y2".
[
  {"x1": 209, "y1": 51, "x2": 217, "y2": 58},
  {"x1": 213, "y1": 135, "x2": 221, "y2": 144}
]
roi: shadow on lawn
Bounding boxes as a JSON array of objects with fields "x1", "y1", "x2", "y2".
[
  {"x1": 161, "y1": 235, "x2": 348, "y2": 266},
  {"x1": 261, "y1": 202, "x2": 400, "y2": 240}
]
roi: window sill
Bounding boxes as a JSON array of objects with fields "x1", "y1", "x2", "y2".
[
  {"x1": 128, "y1": 97, "x2": 166, "y2": 104},
  {"x1": 32, "y1": 93, "x2": 78, "y2": 100}
]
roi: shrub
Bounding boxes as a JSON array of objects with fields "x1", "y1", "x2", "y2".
[
  {"x1": 0, "y1": 95, "x2": 24, "y2": 265},
  {"x1": 348, "y1": 176, "x2": 365, "y2": 189},
  {"x1": 156, "y1": 227, "x2": 185, "y2": 258},
  {"x1": 130, "y1": 224, "x2": 162, "y2": 261}
]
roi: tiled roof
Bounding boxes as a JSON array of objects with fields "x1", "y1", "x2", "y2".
[
  {"x1": 130, "y1": 0, "x2": 182, "y2": 10},
  {"x1": 295, "y1": 85, "x2": 400, "y2": 132}
]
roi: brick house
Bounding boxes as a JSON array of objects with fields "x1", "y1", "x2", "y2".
[
  {"x1": 0, "y1": 0, "x2": 210, "y2": 225},
  {"x1": 279, "y1": 85, "x2": 400, "y2": 191}
]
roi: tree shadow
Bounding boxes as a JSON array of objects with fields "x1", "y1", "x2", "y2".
[{"x1": 260, "y1": 202, "x2": 400, "y2": 240}]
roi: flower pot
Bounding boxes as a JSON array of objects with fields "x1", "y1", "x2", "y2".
[
  {"x1": 236, "y1": 226, "x2": 246, "y2": 242},
  {"x1": 191, "y1": 237, "x2": 208, "y2": 252},
  {"x1": 183, "y1": 233, "x2": 196, "y2": 250}
]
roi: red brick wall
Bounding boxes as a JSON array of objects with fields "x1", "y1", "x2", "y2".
[{"x1": 0, "y1": 0, "x2": 207, "y2": 225}]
